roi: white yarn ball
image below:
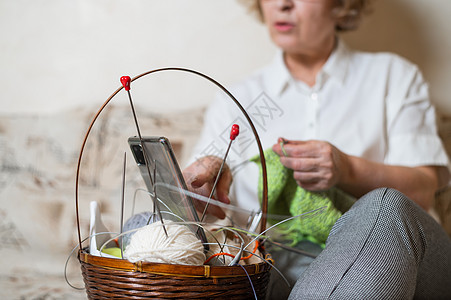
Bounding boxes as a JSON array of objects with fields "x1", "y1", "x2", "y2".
[{"x1": 124, "y1": 220, "x2": 206, "y2": 265}]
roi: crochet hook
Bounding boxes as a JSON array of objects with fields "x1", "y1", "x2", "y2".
[{"x1": 200, "y1": 124, "x2": 240, "y2": 222}]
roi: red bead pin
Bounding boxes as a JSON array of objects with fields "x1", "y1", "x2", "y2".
[
  {"x1": 120, "y1": 76, "x2": 131, "y2": 91},
  {"x1": 120, "y1": 74, "x2": 167, "y2": 236},
  {"x1": 200, "y1": 124, "x2": 240, "y2": 222},
  {"x1": 230, "y1": 124, "x2": 240, "y2": 141}
]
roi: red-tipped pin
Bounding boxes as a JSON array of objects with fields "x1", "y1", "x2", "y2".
[
  {"x1": 120, "y1": 76, "x2": 131, "y2": 91},
  {"x1": 200, "y1": 123, "x2": 240, "y2": 222},
  {"x1": 120, "y1": 74, "x2": 167, "y2": 237},
  {"x1": 230, "y1": 124, "x2": 240, "y2": 140}
]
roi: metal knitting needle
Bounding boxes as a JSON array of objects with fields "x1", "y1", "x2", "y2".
[
  {"x1": 120, "y1": 76, "x2": 167, "y2": 237},
  {"x1": 119, "y1": 152, "x2": 126, "y2": 259},
  {"x1": 200, "y1": 124, "x2": 240, "y2": 222},
  {"x1": 279, "y1": 138, "x2": 288, "y2": 157},
  {"x1": 147, "y1": 160, "x2": 159, "y2": 226}
]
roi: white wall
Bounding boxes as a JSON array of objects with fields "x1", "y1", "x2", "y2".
[
  {"x1": 0, "y1": 0, "x2": 275, "y2": 114},
  {"x1": 1, "y1": 0, "x2": 450, "y2": 115},
  {"x1": 341, "y1": 0, "x2": 451, "y2": 115}
]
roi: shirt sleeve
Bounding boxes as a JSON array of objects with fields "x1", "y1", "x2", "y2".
[{"x1": 385, "y1": 60, "x2": 450, "y2": 168}]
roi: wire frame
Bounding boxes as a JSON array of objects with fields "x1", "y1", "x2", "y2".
[{"x1": 74, "y1": 67, "x2": 269, "y2": 253}]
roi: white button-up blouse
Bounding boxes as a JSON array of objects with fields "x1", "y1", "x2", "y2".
[{"x1": 190, "y1": 39, "x2": 450, "y2": 226}]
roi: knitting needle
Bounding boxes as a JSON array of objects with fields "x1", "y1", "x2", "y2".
[
  {"x1": 279, "y1": 138, "x2": 288, "y2": 157},
  {"x1": 200, "y1": 124, "x2": 239, "y2": 222},
  {"x1": 146, "y1": 160, "x2": 161, "y2": 226},
  {"x1": 146, "y1": 161, "x2": 157, "y2": 226},
  {"x1": 119, "y1": 152, "x2": 126, "y2": 259},
  {"x1": 120, "y1": 76, "x2": 153, "y2": 187},
  {"x1": 265, "y1": 239, "x2": 317, "y2": 258},
  {"x1": 120, "y1": 76, "x2": 168, "y2": 237}
]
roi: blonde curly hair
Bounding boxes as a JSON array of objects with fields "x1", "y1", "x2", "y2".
[{"x1": 239, "y1": 0, "x2": 372, "y2": 31}]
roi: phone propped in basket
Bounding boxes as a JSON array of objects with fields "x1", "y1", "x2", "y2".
[{"x1": 128, "y1": 136, "x2": 208, "y2": 251}]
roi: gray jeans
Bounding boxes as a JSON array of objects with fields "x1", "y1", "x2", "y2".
[{"x1": 267, "y1": 188, "x2": 451, "y2": 299}]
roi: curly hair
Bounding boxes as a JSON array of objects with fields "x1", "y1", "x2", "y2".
[{"x1": 239, "y1": 0, "x2": 372, "y2": 31}]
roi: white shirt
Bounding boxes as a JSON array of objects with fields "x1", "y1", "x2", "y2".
[{"x1": 191, "y1": 39, "x2": 450, "y2": 227}]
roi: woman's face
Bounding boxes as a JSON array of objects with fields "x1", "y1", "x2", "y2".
[{"x1": 259, "y1": 0, "x2": 337, "y2": 55}]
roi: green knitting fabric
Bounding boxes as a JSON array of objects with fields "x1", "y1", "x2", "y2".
[{"x1": 251, "y1": 149, "x2": 355, "y2": 247}]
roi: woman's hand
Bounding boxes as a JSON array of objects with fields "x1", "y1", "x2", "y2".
[
  {"x1": 182, "y1": 156, "x2": 232, "y2": 219},
  {"x1": 272, "y1": 138, "x2": 350, "y2": 191}
]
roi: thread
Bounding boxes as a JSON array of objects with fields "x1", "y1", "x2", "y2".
[{"x1": 124, "y1": 220, "x2": 206, "y2": 265}]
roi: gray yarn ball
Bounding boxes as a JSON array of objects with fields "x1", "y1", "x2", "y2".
[{"x1": 121, "y1": 211, "x2": 159, "y2": 247}]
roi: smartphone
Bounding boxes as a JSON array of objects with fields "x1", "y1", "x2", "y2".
[{"x1": 128, "y1": 136, "x2": 208, "y2": 250}]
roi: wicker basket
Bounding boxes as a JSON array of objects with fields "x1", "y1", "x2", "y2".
[
  {"x1": 75, "y1": 68, "x2": 271, "y2": 299},
  {"x1": 79, "y1": 251, "x2": 272, "y2": 299}
]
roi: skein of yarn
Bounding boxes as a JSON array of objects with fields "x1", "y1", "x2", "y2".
[
  {"x1": 121, "y1": 211, "x2": 158, "y2": 248},
  {"x1": 124, "y1": 220, "x2": 206, "y2": 265}
]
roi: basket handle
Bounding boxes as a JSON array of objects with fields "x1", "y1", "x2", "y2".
[{"x1": 75, "y1": 67, "x2": 268, "y2": 250}]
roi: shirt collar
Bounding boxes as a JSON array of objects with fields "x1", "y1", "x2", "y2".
[
  {"x1": 262, "y1": 49, "x2": 293, "y2": 96},
  {"x1": 321, "y1": 38, "x2": 350, "y2": 86},
  {"x1": 262, "y1": 37, "x2": 351, "y2": 96}
]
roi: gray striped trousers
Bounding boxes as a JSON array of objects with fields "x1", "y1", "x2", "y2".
[{"x1": 288, "y1": 188, "x2": 451, "y2": 299}]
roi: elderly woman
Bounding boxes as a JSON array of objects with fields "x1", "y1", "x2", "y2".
[{"x1": 184, "y1": 0, "x2": 451, "y2": 298}]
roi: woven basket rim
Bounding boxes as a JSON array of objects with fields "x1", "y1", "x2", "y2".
[{"x1": 79, "y1": 250, "x2": 272, "y2": 279}]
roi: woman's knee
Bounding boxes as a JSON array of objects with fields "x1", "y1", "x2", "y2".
[
  {"x1": 354, "y1": 188, "x2": 417, "y2": 219},
  {"x1": 356, "y1": 188, "x2": 427, "y2": 259},
  {"x1": 329, "y1": 188, "x2": 426, "y2": 242}
]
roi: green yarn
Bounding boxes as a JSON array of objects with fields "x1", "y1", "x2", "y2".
[{"x1": 251, "y1": 149, "x2": 355, "y2": 247}]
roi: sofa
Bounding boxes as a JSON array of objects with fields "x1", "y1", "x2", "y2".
[{"x1": 0, "y1": 105, "x2": 449, "y2": 299}]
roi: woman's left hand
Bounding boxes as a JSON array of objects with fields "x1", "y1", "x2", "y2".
[{"x1": 272, "y1": 138, "x2": 350, "y2": 191}]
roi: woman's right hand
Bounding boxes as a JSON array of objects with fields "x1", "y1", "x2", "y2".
[{"x1": 182, "y1": 156, "x2": 232, "y2": 219}]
